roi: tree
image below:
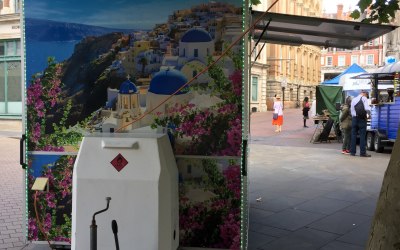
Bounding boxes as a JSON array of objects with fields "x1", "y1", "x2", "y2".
[
  {"x1": 351, "y1": 0, "x2": 400, "y2": 23},
  {"x1": 350, "y1": 1, "x2": 400, "y2": 249},
  {"x1": 250, "y1": 0, "x2": 399, "y2": 24},
  {"x1": 366, "y1": 128, "x2": 400, "y2": 250}
]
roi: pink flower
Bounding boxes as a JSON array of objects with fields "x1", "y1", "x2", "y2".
[
  {"x1": 223, "y1": 165, "x2": 241, "y2": 200},
  {"x1": 45, "y1": 192, "x2": 56, "y2": 208},
  {"x1": 28, "y1": 218, "x2": 38, "y2": 241},
  {"x1": 31, "y1": 123, "x2": 41, "y2": 143},
  {"x1": 219, "y1": 210, "x2": 240, "y2": 249},
  {"x1": 229, "y1": 70, "x2": 242, "y2": 96}
]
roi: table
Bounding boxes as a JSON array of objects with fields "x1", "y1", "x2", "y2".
[{"x1": 310, "y1": 116, "x2": 329, "y2": 143}]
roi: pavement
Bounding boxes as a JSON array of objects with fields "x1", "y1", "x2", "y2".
[
  {"x1": 0, "y1": 110, "x2": 393, "y2": 250},
  {"x1": 0, "y1": 120, "x2": 25, "y2": 250},
  {"x1": 248, "y1": 109, "x2": 391, "y2": 250}
]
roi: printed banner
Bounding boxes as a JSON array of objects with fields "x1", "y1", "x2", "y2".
[{"x1": 24, "y1": 0, "x2": 243, "y2": 248}]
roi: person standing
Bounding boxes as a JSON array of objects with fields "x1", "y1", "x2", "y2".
[
  {"x1": 302, "y1": 97, "x2": 310, "y2": 128},
  {"x1": 340, "y1": 96, "x2": 352, "y2": 154},
  {"x1": 272, "y1": 95, "x2": 283, "y2": 132},
  {"x1": 350, "y1": 90, "x2": 371, "y2": 157}
]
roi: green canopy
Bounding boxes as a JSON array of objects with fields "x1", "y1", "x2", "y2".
[{"x1": 316, "y1": 85, "x2": 343, "y2": 122}]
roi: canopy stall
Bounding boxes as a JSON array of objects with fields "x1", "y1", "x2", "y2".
[
  {"x1": 322, "y1": 63, "x2": 366, "y2": 85},
  {"x1": 352, "y1": 72, "x2": 399, "y2": 103},
  {"x1": 316, "y1": 85, "x2": 343, "y2": 122}
]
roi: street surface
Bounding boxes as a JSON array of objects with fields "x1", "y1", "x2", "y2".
[
  {"x1": 0, "y1": 120, "x2": 24, "y2": 250},
  {"x1": 248, "y1": 108, "x2": 391, "y2": 250},
  {"x1": 0, "y1": 109, "x2": 393, "y2": 249}
]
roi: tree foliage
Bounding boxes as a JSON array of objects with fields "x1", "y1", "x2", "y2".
[
  {"x1": 250, "y1": 0, "x2": 399, "y2": 24},
  {"x1": 350, "y1": 0, "x2": 400, "y2": 23}
]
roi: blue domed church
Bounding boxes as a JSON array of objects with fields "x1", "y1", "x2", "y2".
[
  {"x1": 162, "y1": 28, "x2": 215, "y2": 85},
  {"x1": 148, "y1": 68, "x2": 188, "y2": 95},
  {"x1": 145, "y1": 68, "x2": 192, "y2": 122},
  {"x1": 116, "y1": 77, "x2": 141, "y2": 120},
  {"x1": 179, "y1": 28, "x2": 214, "y2": 64}
]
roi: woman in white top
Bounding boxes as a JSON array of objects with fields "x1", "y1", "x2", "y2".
[{"x1": 272, "y1": 95, "x2": 283, "y2": 132}]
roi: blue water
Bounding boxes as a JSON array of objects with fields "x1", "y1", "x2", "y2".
[{"x1": 26, "y1": 40, "x2": 78, "y2": 85}]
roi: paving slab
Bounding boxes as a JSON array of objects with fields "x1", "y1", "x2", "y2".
[
  {"x1": 307, "y1": 211, "x2": 371, "y2": 235},
  {"x1": 343, "y1": 197, "x2": 379, "y2": 216},
  {"x1": 295, "y1": 197, "x2": 353, "y2": 215},
  {"x1": 249, "y1": 223, "x2": 291, "y2": 238},
  {"x1": 287, "y1": 189, "x2": 331, "y2": 200},
  {"x1": 258, "y1": 228, "x2": 339, "y2": 250},
  {"x1": 259, "y1": 209, "x2": 325, "y2": 231},
  {"x1": 249, "y1": 208, "x2": 275, "y2": 223},
  {"x1": 323, "y1": 189, "x2": 371, "y2": 203},
  {"x1": 247, "y1": 231, "x2": 277, "y2": 250},
  {"x1": 319, "y1": 240, "x2": 365, "y2": 250},
  {"x1": 336, "y1": 221, "x2": 372, "y2": 247},
  {"x1": 251, "y1": 196, "x2": 308, "y2": 212}
]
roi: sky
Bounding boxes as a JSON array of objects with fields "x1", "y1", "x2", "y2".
[
  {"x1": 322, "y1": 0, "x2": 359, "y2": 14},
  {"x1": 24, "y1": 0, "x2": 242, "y2": 29}
]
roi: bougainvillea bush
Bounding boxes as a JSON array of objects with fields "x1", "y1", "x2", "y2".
[
  {"x1": 152, "y1": 53, "x2": 243, "y2": 248},
  {"x1": 152, "y1": 56, "x2": 242, "y2": 157},
  {"x1": 26, "y1": 57, "x2": 84, "y2": 151},
  {"x1": 28, "y1": 156, "x2": 75, "y2": 242},
  {"x1": 179, "y1": 159, "x2": 241, "y2": 249}
]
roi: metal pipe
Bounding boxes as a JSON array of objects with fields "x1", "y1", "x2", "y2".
[{"x1": 90, "y1": 197, "x2": 111, "y2": 250}]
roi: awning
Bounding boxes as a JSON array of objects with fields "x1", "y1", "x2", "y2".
[
  {"x1": 251, "y1": 11, "x2": 397, "y2": 49},
  {"x1": 322, "y1": 63, "x2": 366, "y2": 84},
  {"x1": 351, "y1": 73, "x2": 396, "y2": 80}
]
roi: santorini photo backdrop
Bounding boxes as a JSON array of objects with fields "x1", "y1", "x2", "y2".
[{"x1": 24, "y1": 0, "x2": 244, "y2": 248}]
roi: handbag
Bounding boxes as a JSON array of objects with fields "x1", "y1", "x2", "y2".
[{"x1": 273, "y1": 113, "x2": 278, "y2": 120}]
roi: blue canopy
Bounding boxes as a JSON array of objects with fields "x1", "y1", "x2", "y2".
[{"x1": 322, "y1": 63, "x2": 366, "y2": 85}]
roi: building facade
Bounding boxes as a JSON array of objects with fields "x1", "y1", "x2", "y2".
[
  {"x1": 320, "y1": 4, "x2": 384, "y2": 82},
  {"x1": 0, "y1": 0, "x2": 21, "y2": 117},
  {"x1": 382, "y1": 10, "x2": 400, "y2": 65},
  {"x1": 250, "y1": 0, "x2": 322, "y2": 112}
]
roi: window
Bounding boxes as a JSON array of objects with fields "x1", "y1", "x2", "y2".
[
  {"x1": 251, "y1": 76, "x2": 258, "y2": 101},
  {"x1": 366, "y1": 55, "x2": 374, "y2": 65},
  {"x1": 338, "y1": 56, "x2": 345, "y2": 66},
  {"x1": 0, "y1": 40, "x2": 21, "y2": 56},
  {"x1": 326, "y1": 56, "x2": 333, "y2": 66},
  {"x1": 0, "y1": 39, "x2": 22, "y2": 115},
  {"x1": 6, "y1": 41, "x2": 15, "y2": 56},
  {"x1": 252, "y1": 45, "x2": 262, "y2": 61},
  {"x1": 194, "y1": 49, "x2": 198, "y2": 57},
  {"x1": 0, "y1": 43, "x2": 4, "y2": 56},
  {"x1": 7, "y1": 61, "x2": 21, "y2": 102},
  {"x1": 351, "y1": 55, "x2": 358, "y2": 65}
]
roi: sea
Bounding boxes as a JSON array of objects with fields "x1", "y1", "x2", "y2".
[{"x1": 26, "y1": 40, "x2": 78, "y2": 84}]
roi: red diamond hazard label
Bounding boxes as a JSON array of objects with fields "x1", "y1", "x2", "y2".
[{"x1": 110, "y1": 153, "x2": 128, "y2": 172}]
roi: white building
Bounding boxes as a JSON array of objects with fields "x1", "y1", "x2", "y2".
[{"x1": 163, "y1": 28, "x2": 215, "y2": 84}]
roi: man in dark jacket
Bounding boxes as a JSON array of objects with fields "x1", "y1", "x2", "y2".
[{"x1": 350, "y1": 90, "x2": 371, "y2": 157}]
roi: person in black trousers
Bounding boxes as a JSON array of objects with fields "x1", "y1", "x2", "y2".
[{"x1": 302, "y1": 97, "x2": 310, "y2": 128}]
